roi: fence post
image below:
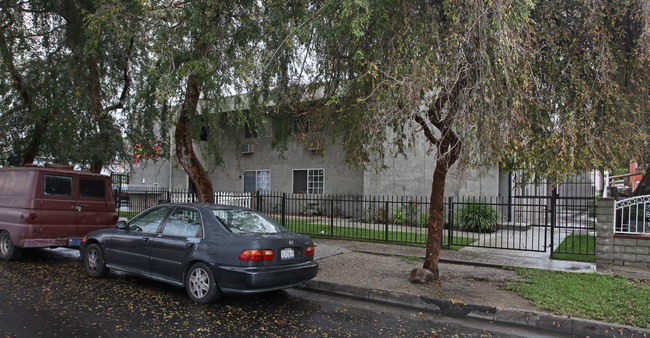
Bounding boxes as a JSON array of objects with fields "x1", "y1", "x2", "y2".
[
  {"x1": 330, "y1": 199, "x2": 334, "y2": 236},
  {"x1": 550, "y1": 188, "x2": 558, "y2": 257},
  {"x1": 447, "y1": 196, "x2": 453, "y2": 249},
  {"x1": 385, "y1": 201, "x2": 389, "y2": 242},
  {"x1": 595, "y1": 198, "x2": 615, "y2": 265},
  {"x1": 281, "y1": 193, "x2": 286, "y2": 226}
]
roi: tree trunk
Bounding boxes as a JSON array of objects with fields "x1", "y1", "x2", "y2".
[
  {"x1": 87, "y1": 57, "x2": 111, "y2": 174},
  {"x1": 422, "y1": 157, "x2": 450, "y2": 279},
  {"x1": 175, "y1": 73, "x2": 215, "y2": 203},
  {"x1": 420, "y1": 124, "x2": 461, "y2": 279}
]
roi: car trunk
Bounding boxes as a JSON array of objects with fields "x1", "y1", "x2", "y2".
[{"x1": 249, "y1": 232, "x2": 313, "y2": 267}]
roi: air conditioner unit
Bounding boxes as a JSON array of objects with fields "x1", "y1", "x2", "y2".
[
  {"x1": 240, "y1": 144, "x2": 254, "y2": 154},
  {"x1": 308, "y1": 139, "x2": 322, "y2": 151}
]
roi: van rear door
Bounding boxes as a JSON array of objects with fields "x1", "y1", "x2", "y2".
[
  {"x1": 77, "y1": 176, "x2": 115, "y2": 236},
  {"x1": 39, "y1": 173, "x2": 77, "y2": 237}
]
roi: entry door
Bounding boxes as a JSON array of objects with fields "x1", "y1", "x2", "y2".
[{"x1": 39, "y1": 174, "x2": 77, "y2": 237}]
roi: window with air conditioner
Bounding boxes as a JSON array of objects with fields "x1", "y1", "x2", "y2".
[{"x1": 244, "y1": 119, "x2": 271, "y2": 139}]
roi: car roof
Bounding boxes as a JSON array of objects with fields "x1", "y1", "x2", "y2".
[{"x1": 156, "y1": 202, "x2": 253, "y2": 212}]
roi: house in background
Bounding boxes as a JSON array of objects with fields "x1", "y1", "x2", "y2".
[{"x1": 629, "y1": 160, "x2": 643, "y2": 192}]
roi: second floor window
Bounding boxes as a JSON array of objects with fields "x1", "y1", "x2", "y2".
[{"x1": 245, "y1": 120, "x2": 271, "y2": 139}]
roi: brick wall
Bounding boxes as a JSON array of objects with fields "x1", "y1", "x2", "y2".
[{"x1": 596, "y1": 198, "x2": 650, "y2": 268}]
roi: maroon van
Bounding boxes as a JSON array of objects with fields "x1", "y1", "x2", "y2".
[{"x1": 0, "y1": 167, "x2": 117, "y2": 260}]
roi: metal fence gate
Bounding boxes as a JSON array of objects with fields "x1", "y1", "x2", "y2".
[
  {"x1": 445, "y1": 172, "x2": 597, "y2": 256},
  {"x1": 498, "y1": 172, "x2": 598, "y2": 256}
]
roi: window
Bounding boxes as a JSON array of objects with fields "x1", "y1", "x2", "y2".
[
  {"x1": 79, "y1": 178, "x2": 106, "y2": 199},
  {"x1": 129, "y1": 206, "x2": 172, "y2": 233},
  {"x1": 244, "y1": 120, "x2": 271, "y2": 139},
  {"x1": 293, "y1": 169, "x2": 324, "y2": 194},
  {"x1": 162, "y1": 208, "x2": 202, "y2": 237},
  {"x1": 243, "y1": 170, "x2": 270, "y2": 193},
  {"x1": 212, "y1": 209, "x2": 287, "y2": 234},
  {"x1": 44, "y1": 175, "x2": 73, "y2": 197},
  {"x1": 293, "y1": 117, "x2": 310, "y2": 135}
]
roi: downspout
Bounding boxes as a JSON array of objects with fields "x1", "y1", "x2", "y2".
[{"x1": 169, "y1": 131, "x2": 173, "y2": 189}]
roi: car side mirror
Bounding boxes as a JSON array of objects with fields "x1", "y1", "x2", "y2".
[{"x1": 116, "y1": 220, "x2": 128, "y2": 230}]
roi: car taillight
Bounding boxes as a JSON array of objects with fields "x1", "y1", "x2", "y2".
[
  {"x1": 26, "y1": 213, "x2": 38, "y2": 224},
  {"x1": 239, "y1": 249, "x2": 274, "y2": 261},
  {"x1": 305, "y1": 246, "x2": 315, "y2": 256}
]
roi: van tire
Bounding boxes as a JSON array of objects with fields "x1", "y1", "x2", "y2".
[
  {"x1": 83, "y1": 243, "x2": 109, "y2": 278},
  {"x1": 0, "y1": 231, "x2": 23, "y2": 261}
]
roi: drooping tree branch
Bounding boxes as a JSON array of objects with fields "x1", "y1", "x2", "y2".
[{"x1": 0, "y1": 26, "x2": 48, "y2": 164}]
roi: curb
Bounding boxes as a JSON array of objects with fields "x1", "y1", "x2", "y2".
[{"x1": 300, "y1": 280, "x2": 650, "y2": 338}]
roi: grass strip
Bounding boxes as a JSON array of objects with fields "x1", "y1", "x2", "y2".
[
  {"x1": 280, "y1": 218, "x2": 476, "y2": 250},
  {"x1": 504, "y1": 267, "x2": 650, "y2": 328},
  {"x1": 553, "y1": 235, "x2": 596, "y2": 262}
]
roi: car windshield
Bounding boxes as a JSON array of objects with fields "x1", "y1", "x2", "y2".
[{"x1": 212, "y1": 209, "x2": 288, "y2": 234}]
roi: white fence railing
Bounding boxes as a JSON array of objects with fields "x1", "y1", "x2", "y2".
[
  {"x1": 168, "y1": 192, "x2": 253, "y2": 209},
  {"x1": 614, "y1": 195, "x2": 650, "y2": 234}
]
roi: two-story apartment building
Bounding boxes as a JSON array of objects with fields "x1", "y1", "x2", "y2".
[{"x1": 128, "y1": 117, "x2": 506, "y2": 199}]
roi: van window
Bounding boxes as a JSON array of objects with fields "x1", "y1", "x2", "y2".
[
  {"x1": 0, "y1": 171, "x2": 33, "y2": 197},
  {"x1": 44, "y1": 175, "x2": 73, "y2": 197},
  {"x1": 80, "y1": 178, "x2": 106, "y2": 199}
]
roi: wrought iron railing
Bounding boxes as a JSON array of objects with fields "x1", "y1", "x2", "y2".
[
  {"x1": 615, "y1": 195, "x2": 650, "y2": 235},
  {"x1": 109, "y1": 184, "x2": 597, "y2": 254}
]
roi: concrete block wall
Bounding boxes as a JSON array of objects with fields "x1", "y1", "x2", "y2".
[{"x1": 596, "y1": 198, "x2": 650, "y2": 268}]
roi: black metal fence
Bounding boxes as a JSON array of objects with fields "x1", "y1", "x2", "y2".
[{"x1": 109, "y1": 181, "x2": 596, "y2": 256}]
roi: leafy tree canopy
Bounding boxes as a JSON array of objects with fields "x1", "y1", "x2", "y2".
[
  {"x1": 0, "y1": 0, "x2": 146, "y2": 170},
  {"x1": 277, "y1": 0, "x2": 650, "y2": 277}
]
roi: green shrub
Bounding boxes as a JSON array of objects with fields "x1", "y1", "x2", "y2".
[
  {"x1": 418, "y1": 214, "x2": 429, "y2": 228},
  {"x1": 456, "y1": 203, "x2": 500, "y2": 233},
  {"x1": 392, "y1": 201, "x2": 420, "y2": 226},
  {"x1": 392, "y1": 209, "x2": 406, "y2": 225},
  {"x1": 301, "y1": 202, "x2": 324, "y2": 216}
]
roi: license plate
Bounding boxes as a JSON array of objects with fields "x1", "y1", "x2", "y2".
[
  {"x1": 280, "y1": 248, "x2": 294, "y2": 260},
  {"x1": 68, "y1": 238, "x2": 82, "y2": 247}
]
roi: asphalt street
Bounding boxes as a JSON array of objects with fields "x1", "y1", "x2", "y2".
[{"x1": 0, "y1": 247, "x2": 568, "y2": 337}]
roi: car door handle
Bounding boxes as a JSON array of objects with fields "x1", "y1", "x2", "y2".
[
  {"x1": 142, "y1": 238, "x2": 149, "y2": 242},
  {"x1": 185, "y1": 243, "x2": 194, "y2": 248}
]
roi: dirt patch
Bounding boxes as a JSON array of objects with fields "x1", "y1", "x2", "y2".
[{"x1": 315, "y1": 251, "x2": 540, "y2": 311}]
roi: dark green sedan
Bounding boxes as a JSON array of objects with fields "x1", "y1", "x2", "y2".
[{"x1": 80, "y1": 203, "x2": 318, "y2": 304}]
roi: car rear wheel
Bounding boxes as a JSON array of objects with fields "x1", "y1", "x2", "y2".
[
  {"x1": 83, "y1": 243, "x2": 109, "y2": 278},
  {"x1": 0, "y1": 231, "x2": 23, "y2": 261},
  {"x1": 186, "y1": 262, "x2": 220, "y2": 304}
]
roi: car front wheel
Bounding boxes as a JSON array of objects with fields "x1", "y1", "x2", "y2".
[
  {"x1": 83, "y1": 243, "x2": 109, "y2": 278},
  {"x1": 186, "y1": 262, "x2": 220, "y2": 304},
  {"x1": 0, "y1": 231, "x2": 23, "y2": 261}
]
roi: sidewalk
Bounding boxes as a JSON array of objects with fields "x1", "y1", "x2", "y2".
[{"x1": 301, "y1": 238, "x2": 650, "y2": 337}]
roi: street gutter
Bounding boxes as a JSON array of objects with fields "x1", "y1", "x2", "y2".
[{"x1": 299, "y1": 280, "x2": 650, "y2": 338}]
